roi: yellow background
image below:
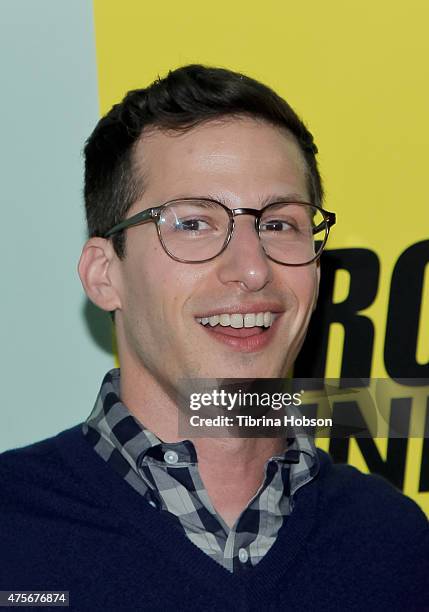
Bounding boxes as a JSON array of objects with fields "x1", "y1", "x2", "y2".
[{"x1": 93, "y1": 0, "x2": 429, "y2": 513}]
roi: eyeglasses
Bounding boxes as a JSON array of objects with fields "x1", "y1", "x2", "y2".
[{"x1": 104, "y1": 198, "x2": 336, "y2": 266}]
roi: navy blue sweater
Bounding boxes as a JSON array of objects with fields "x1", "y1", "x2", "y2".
[{"x1": 0, "y1": 425, "x2": 428, "y2": 611}]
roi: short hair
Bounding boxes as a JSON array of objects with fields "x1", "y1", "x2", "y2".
[{"x1": 84, "y1": 64, "x2": 324, "y2": 258}]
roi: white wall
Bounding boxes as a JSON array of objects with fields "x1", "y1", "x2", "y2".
[{"x1": 0, "y1": 0, "x2": 114, "y2": 451}]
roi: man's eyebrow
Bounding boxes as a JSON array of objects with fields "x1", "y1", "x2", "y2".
[
  {"x1": 203, "y1": 192, "x2": 310, "y2": 207},
  {"x1": 259, "y1": 193, "x2": 310, "y2": 206}
]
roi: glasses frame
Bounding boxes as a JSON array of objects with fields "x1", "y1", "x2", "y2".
[{"x1": 104, "y1": 197, "x2": 336, "y2": 266}]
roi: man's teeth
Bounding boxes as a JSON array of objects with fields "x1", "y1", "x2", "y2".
[{"x1": 196, "y1": 312, "x2": 274, "y2": 328}]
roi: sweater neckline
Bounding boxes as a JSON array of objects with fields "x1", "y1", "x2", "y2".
[{"x1": 55, "y1": 424, "x2": 328, "y2": 593}]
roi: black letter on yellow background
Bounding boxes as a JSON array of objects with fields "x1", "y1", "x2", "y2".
[
  {"x1": 385, "y1": 240, "x2": 429, "y2": 379},
  {"x1": 295, "y1": 249, "x2": 379, "y2": 378}
]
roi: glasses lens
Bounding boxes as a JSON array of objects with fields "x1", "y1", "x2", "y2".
[
  {"x1": 259, "y1": 203, "x2": 327, "y2": 264},
  {"x1": 159, "y1": 200, "x2": 230, "y2": 262}
]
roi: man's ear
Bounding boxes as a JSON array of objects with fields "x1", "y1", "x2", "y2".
[{"x1": 78, "y1": 237, "x2": 122, "y2": 312}]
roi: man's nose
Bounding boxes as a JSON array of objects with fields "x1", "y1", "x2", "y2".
[{"x1": 215, "y1": 216, "x2": 273, "y2": 291}]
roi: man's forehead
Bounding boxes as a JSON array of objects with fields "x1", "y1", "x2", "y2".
[{"x1": 131, "y1": 116, "x2": 309, "y2": 202}]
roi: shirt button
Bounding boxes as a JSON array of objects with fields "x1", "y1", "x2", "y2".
[
  {"x1": 148, "y1": 500, "x2": 157, "y2": 508},
  {"x1": 238, "y1": 548, "x2": 249, "y2": 563},
  {"x1": 164, "y1": 450, "x2": 179, "y2": 464}
]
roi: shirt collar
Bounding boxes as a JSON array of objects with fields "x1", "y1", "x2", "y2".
[
  {"x1": 85, "y1": 368, "x2": 319, "y2": 479},
  {"x1": 85, "y1": 369, "x2": 161, "y2": 469}
]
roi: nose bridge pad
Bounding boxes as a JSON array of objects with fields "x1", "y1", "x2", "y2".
[
  {"x1": 254, "y1": 215, "x2": 259, "y2": 233},
  {"x1": 253, "y1": 215, "x2": 262, "y2": 251}
]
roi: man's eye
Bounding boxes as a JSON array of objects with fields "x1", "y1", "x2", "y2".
[
  {"x1": 260, "y1": 220, "x2": 294, "y2": 232},
  {"x1": 175, "y1": 218, "x2": 211, "y2": 231}
]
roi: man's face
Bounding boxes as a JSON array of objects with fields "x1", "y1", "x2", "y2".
[{"x1": 113, "y1": 117, "x2": 319, "y2": 390}]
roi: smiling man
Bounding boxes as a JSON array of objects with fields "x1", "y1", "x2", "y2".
[{"x1": 0, "y1": 66, "x2": 427, "y2": 611}]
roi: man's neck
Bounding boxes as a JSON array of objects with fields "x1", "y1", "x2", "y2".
[
  {"x1": 119, "y1": 365, "x2": 285, "y2": 528},
  {"x1": 193, "y1": 437, "x2": 285, "y2": 527}
]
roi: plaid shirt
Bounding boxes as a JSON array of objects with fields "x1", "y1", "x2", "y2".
[{"x1": 83, "y1": 369, "x2": 319, "y2": 573}]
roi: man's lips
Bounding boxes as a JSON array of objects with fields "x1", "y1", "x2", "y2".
[
  {"x1": 196, "y1": 313, "x2": 283, "y2": 352},
  {"x1": 207, "y1": 325, "x2": 266, "y2": 338}
]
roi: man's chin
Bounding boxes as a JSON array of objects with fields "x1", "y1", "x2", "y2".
[{"x1": 187, "y1": 359, "x2": 288, "y2": 381}]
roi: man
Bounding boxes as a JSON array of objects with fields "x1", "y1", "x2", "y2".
[{"x1": 0, "y1": 65, "x2": 427, "y2": 611}]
